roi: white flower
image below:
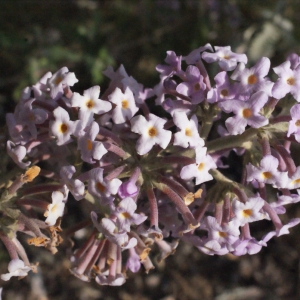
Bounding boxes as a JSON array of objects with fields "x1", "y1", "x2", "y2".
[
  {"x1": 71, "y1": 86, "x2": 112, "y2": 126},
  {"x1": 180, "y1": 146, "x2": 217, "y2": 185},
  {"x1": 47, "y1": 67, "x2": 78, "y2": 99},
  {"x1": 130, "y1": 113, "x2": 171, "y2": 155},
  {"x1": 232, "y1": 196, "x2": 265, "y2": 226},
  {"x1": 44, "y1": 187, "x2": 68, "y2": 226},
  {"x1": 173, "y1": 112, "x2": 204, "y2": 148},
  {"x1": 7, "y1": 141, "x2": 30, "y2": 169},
  {"x1": 246, "y1": 155, "x2": 288, "y2": 187},
  {"x1": 60, "y1": 166, "x2": 85, "y2": 201},
  {"x1": 1, "y1": 259, "x2": 31, "y2": 281},
  {"x1": 108, "y1": 87, "x2": 139, "y2": 124},
  {"x1": 50, "y1": 107, "x2": 76, "y2": 146}
]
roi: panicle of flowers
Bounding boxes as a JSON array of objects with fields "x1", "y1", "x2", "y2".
[{"x1": 2, "y1": 44, "x2": 300, "y2": 287}]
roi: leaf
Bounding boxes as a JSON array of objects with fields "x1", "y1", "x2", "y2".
[{"x1": 0, "y1": 216, "x2": 19, "y2": 239}]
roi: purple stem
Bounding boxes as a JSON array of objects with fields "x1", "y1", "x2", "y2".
[
  {"x1": 276, "y1": 145, "x2": 296, "y2": 176},
  {"x1": 232, "y1": 186, "x2": 247, "y2": 204},
  {"x1": 159, "y1": 183, "x2": 198, "y2": 227},
  {"x1": 0, "y1": 233, "x2": 18, "y2": 260},
  {"x1": 97, "y1": 127, "x2": 123, "y2": 146},
  {"x1": 103, "y1": 142, "x2": 128, "y2": 159},
  {"x1": 222, "y1": 195, "x2": 231, "y2": 224},
  {"x1": 105, "y1": 165, "x2": 126, "y2": 181},
  {"x1": 263, "y1": 201, "x2": 282, "y2": 230},
  {"x1": 146, "y1": 188, "x2": 159, "y2": 228}
]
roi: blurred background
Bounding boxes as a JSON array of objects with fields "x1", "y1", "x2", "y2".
[{"x1": 1, "y1": 0, "x2": 300, "y2": 299}]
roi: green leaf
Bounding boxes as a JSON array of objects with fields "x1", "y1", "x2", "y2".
[{"x1": 0, "y1": 216, "x2": 19, "y2": 239}]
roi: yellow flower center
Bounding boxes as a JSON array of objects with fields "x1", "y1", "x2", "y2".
[
  {"x1": 120, "y1": 212, "x2": 131, "y2": 219},
  {"x1": 59, "y1": 123, "x2": 68, "y2": 133},
  {"x1": 194, "y1": 83, "x2": 201, "y2": 91},
  {"x1": 29, "y1": 113, "x2": 35, "y2": 121},
  {"x1": 242, "y1": 209, "x2": 253, "y2": 217},
  {"x1": 87, "y1": 139, "x2": 93, "y2": 151},
  {"x1": 51, "y1": 204, "x2": 58, "y2": 213},
  {"x1": 148, "y1": 127, "x2": 157, "y2": 137},
  {"x1": 292, "y1": 178, "x2": 300, "y2": 185},
  {"x1": 262, "y1": 171, "x2": 272, "y2": 179},
  {"x1": 218, "y1": 231, "x2": 227, "y2": 238},
  {"x1": 247, "y1": 74, "x2": 257, "y2": 85},
  {"x1": 86, "y1": 100, "x2": 94, "y2": 109},
  {"x1": 287, "y1": 77, "x2": 295, "y2": 85},
  {"x1": 54, "y1": 76, "x2": 63, "y2": 85},
  {"x1": 185, "y1": 128, "x2": 192, "y2": 136},
  {"x1": 96, "y1": 182, "x2": 106, "y2": 192},
  {"x1": 242, "y1": 108, "x2": 252, "y2": 118},
  {"x1": 122, "y1": 99, "x2": 129, "y2": 109},
  {"x1": 296, "y1": 120, "x2": 300, "y2": 127},
  {"x1": 197, "y1": 162, "x2": 205, "y2": 171},
  {"x1": 220, "y1": 89, "x2": 229, "y2": 97}
]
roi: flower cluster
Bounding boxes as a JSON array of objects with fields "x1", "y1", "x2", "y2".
[{"x1": 1, "y1": 44, "x2": 300, "y2": 287}]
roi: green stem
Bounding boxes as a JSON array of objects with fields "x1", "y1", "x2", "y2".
[{"x1": 207, "y1": 128, "x2": 258, "y2": 153}]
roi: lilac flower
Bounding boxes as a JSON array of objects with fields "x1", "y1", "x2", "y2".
[
  {"x1": 130, "y1": 113, "x2": 172, "y2": 155},
  {"x1": 277, "y1": 190, "x2": 300, "y2": 207},
  {"x1": 202, "y1": 46, "x2": 247, "y2": 71},
  {"x1": 77, "y1": 121, "x2": 107, "y2": 164},
  {"x1": 183, "y1": 43, "x2": 213, "y2": 64},
  {"x1": 88, "y1": 168, "x2": 122, "y2": 206},
  {"x1": 156, "y1": 51, "x2": 182, "y2": 77},
  {"x1": 60, "y1": 165, "x2": 85, "y2": 200},
  {"x1": 287, "y1": 104, "x2": 300, "y2": 142},
  {"x1": 103, "y1": 64, "x2": 128, "y2": 81},
  {"x1": 207, "y1": 71, "x2": 237, "y2": 103},
  {"x1": 161, "y1": 98, "x2": 192, "y2": 116},
  {"x1": 275, "y1": 218, "x2": 300, "y2": 236},
  {"x1": 16, "y1": 99, "x2": 48, "y2": 139},
  {"x1": 121, "y1": 76, "x2": 152, "y2": 105},
  {"x1": 231, "y1": 57, "x2": 273, "y2": 96},
  {"x1": 91, "y1": 212, "x2": 137, "y2": 249},
  {"x1": 7, "y1": 141, "x2": 30, "y2": 169},
  {"x1": 44, "y1": 187, "x2": 68, "y2": 226},
  {"x1": 176, "y1": 65, "x2": 206, "y2": 104},
  {"x1": 204, "y1": 216, "x2": 240, "y2": 251},
  {"x1": 218, "y1": 91, "x2": 269, "y2": 135},
  {"x1": 112, "y1": 197, "x2": 147, "y2": 232},
  {"x1": 126, "y1": 248, "x2": 141, "y2": 273},
  {"x1": 33, "y1": 71, "x2": 52, "y2": 100},
  {"x1": 101, "y1": 218, "x2": 137, "y2": 249},
  {"x1": 118, "y1": 168, "x2": 140, "y2": 199},
  {"x1": 118, "y1": 180, "x2": 138, "y2": 199},
  {"x1": 232, "y1": 196, "x2": 265, "y2": 226},
  {"x1": 232, "y1": 237, "x2": 265, "y2": 256},
  {"x1": 153, "y1": 78, "x2": 167, "y2": 105},
  {"x1": 197, "y1": 238, "x2": 229, "y2": 256},
  {"x1": 1, "y1": 259, "x2": 31, "y2": 281},
  {"x1": 285, "y1": 166, "x2": 300, "y2": 190},
  {"x1": 173, "y1": 112, "x2": 204, "y2": 148},
  {"x1": 272, "y1": 60, "x2": 300, "y2": 101},
  {"x1": 96, "y1": 272, "x2": 126, "y2": 286},
  {"x1": 180, "y1": 146, "x2": 217, "y2": 185},
  {"x1": 47, "y1": 67, "x2": 78, "y2": 99},
  {"x1": 246, "y1": 155, "x2": 287, "y2": 187},
  {"x1": 108, "y1": 87, "x2": 139, "y2": 124},
  {"x1": 50, "y1": 107, "x2": 76, "y2": 145},
  {"x1": 71, "y1": 86, "x2": 112, "y2": 126},
  {"x1": 6, "y1": 113, "x2": 31, "y2": 145},
  {"x1": 287, "y1": 53, "x2": 300, "y2": 70}
]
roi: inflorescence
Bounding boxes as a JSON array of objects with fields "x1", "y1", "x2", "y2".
[{"x1": 1, "y1": 44, "x2": 300, "y2": 286}]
